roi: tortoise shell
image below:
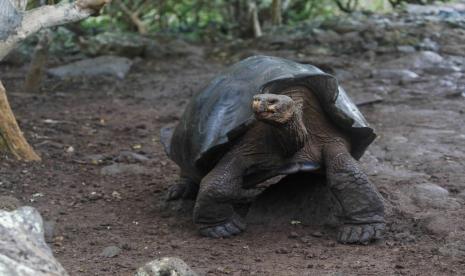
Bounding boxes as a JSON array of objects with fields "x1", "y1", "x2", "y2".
[{"x1": 161, "y1": 55, "x2": 376, "y2": 180}]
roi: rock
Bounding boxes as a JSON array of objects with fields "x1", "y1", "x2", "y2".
[
  {"x1": 288, "y1": 232, "x2": 299, "y2": 239},
  {"x1": 80, "y1": 32, "x2": 150, "y2": 58},
  {"x1": 115, "y1": 151, "x2": 149, "y2": 163},
  {"x1": 314, "y1": 29, "x2": 341, "y2": 44},
  {"x1": 394, "y1": 231, "x2": 416, "y2": 243},
  {"x1": 135, "y1": 257, "x2": 198, "y2": 276},
  {"x1": 275, "y1": 248, "x2": 290, "y2": 254},
  {"x1": 353, "y1": 93, "x2": 383, "y2": 106},
  {"x1": 411, "y1": 183, "x2": 461, "y2": 210},
  {"x1": 423, "y1": 215, "x2": 459, "y2": 236},
  {"x1": 101, "y1": 163, "x2": 148, "y2": 176},
  {"x1": 0, "y1": 195, "x2": 21, "y2": 211},
  {"x1": 83, "y1": 154, "x2": 107, "y2": 164},
  {"x1": 441, "y1": 45, "x2": 465, "y2": 57},
  {"x1": 438, "y1": 241, "x2": 465, "y2": 257},
  {"x1": 0, "y1": 207, "x2": 68, "y2": 275},
  {"x1": 87, "y1": 192, "x2": 103, "y2": 201},
  {"x1": 101, "y1": 245, "x2": 121, "y2": 258},
  {"x1": 371, "y1": 69, "x2": 419, "y2": 82},
  {"x1": 145, "y1": 39, "x2": 204, "y2": 59},
  {"x1": 404, "y1": 4, "x2": 455, "y2": 15},
  {"x1": 423, "y1": 65, "x2": 461, "y2": 75},
  {"x1": 0, "y1": 47, "x2": 30, "y2": 66},
  {"x1": 397, "y1": 45, "x2": 416, "y2": 53},
  {"x1": 384, "y1": 51, "x2": 443, "y2": 70},
  {"x1": 321, "y1": 18, "x2": 367, "y2": 34},
  {"x1": 418, "y1": 38, "x2": 439, "y2": 52},
  {"x1": 48, "y1": 56, "x2": 133, "y2": 79}
]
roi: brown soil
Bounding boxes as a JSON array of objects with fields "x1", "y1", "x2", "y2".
[{"x1": 1, "y1": 44, "x2": 465, "y2": 275}]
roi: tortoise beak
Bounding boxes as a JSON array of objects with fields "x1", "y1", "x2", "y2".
[{"x1": 252, "y1": 98, "x2": 267, "y2": 113}]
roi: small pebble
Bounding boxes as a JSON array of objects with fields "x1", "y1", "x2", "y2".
[
  {"x1": 101, "y1": 245, "x2": 121, "y2": 258},
  {"x1": 275, "y1": 248, "x2": 289, "y2": 254},
  {"x1": 288, "y1": 231, "x2": 299, "y2": 239}
]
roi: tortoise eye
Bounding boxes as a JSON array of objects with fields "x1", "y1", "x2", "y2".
[{"x1": 268, "y1": 99, "x2": 278, "y2": 104}]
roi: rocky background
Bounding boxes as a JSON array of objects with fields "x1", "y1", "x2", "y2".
[{"x1": 1, "y1": 2, "x2": 465, "y2": 275}]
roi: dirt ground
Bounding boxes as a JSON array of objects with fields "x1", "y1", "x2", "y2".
[{"x1": 1, "y1": 22, "x2": 465, "y2": 275}]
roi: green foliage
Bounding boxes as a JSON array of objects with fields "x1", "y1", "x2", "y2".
[{"x1": 75, "y1": 0, "x2": 451, "y2": 40}]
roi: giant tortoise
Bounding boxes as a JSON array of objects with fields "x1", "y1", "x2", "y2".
[{"x1": 161, "y1": 55, "x2": 385, "y2": 244}]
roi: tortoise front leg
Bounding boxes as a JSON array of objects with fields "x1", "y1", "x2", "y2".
[
  {"x1": 323, "y1": 143, "x2": 385, "y2": 244},
  {"x1": 167, "y1": 175, "x2": 199, "y2": 201},
  {"x1": 193, "y1": 154, "x2": 261, "y2": 238}
]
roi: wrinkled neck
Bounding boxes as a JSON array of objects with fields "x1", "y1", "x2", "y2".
[{"x1": 269, "y1": 108, "x2": 308, "y2": 156}]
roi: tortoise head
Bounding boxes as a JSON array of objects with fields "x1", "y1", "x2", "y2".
[{"x1": 252, "y1": 94, "x2": 298, "y2": 125}]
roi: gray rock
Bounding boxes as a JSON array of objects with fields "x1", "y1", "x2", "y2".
[
  {"x1": 145, "y1": 39, "x2": 204, "y2": 59},
  {"x1": 80, "y1": 32, "x2": 150, "y2": 58},
  {"x1": 423, "y1": 65, "x2": 461, "y2": 75},
  {"x1": 115, "y1": 151, "x2": 150, "y2": 163},
  {"x1": 101, "y1": 163, "x2": 148, "y2": 176},
  {"x1": 48, "y1": 56, "x2": 133, "y2": 79},
  {"x1": 404, "y1": 4, "x2": 455, "y2": 15},
  {"x1": 384, "y1": 51, "x2": 443, "y2": 70},
  {"x1": 371, "y1": 69, "x2": 419, "y2": 81},
  {"x1": 412, "y1": 183, "x2": 461, "y2": 209},
  {"x1": 101, "y1": 245, "x2": 121, "y2": 258},
  {"x1": 0, "y1": 207, "x2": 68, "y2": 276},
  {"x1": 135, "y1": 257, "x2": 198, "y2": 276},
  {"x1": 423, "y1": 215, "x2": 459, "y2": 236},
  {"x1": 397, "y1": 45, "x2": 416, "y2": 54},
  {"x1": 441, "y1": 45, "x2": 465, "y2": 57},
  {"x1": 438, "y1": 240, "x2": 465, "y2": 257},
  {"x1": 0, "y1": 196, "x2": 21, "y2": 211},
  {"x1": 418, "y1": 38, "x2": 439, "y2": 52},
  {"x1": 83, "y1": 154, "x2": 107, "y2": 164},
  {"x1": 314, "y1": 29, "x2": 341, "y2": 44}
]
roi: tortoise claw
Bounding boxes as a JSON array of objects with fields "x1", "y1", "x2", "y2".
[
  {"x1": 166, "y1": 179, "x2": 198, "y2": 201},
  {"x1": 199, "y1": 215, "x2": 246, "y2": 238},
  {"x1": 337, "y1": 222, "x2": 385, "y2": 245}
]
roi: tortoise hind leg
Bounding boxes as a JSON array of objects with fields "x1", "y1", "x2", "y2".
[
  {"x1": 167, "y1": 175, "x2": 199, "y2": 201},
  {"x1": 323, "y1": 142, "x2": 385, "y2": 244},
  {"x1": 193, "y1": 154, "x2": 262, "y2": 238}
]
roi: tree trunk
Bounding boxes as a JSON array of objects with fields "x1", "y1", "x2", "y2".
[
  {"x1": 249, "y1": 2, "x2": 262, "y2": 38},
  {"x1": 23, "y1": 29, "x2": 51, "y2": 93},
  {"x1": 0, "y1": 82, "x2": 40, "y2": 161},
  {"x1": 271, "y1": 0, "x2": 282, "y2": 26}
]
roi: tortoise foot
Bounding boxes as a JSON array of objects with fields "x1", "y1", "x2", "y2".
[
  {"x1": 337, "y1": 222, "x2": 385, "y2": 245},
  {"x1": 199, "y1": 215, "x2": 246, "y2": 238}
]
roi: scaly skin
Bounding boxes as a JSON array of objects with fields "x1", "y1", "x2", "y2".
[
  {"x1": 171, "y1": 86, "x2": 385, "y2": 243},
  {"x1": 323, "y1": 142, "x2": 385, "y2": 244}
]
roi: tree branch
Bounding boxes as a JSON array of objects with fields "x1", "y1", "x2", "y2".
[
  {"x1": 115, "y1": 0, "x2": 147, "y2": 34},
  {"x1": 0, "y1": 0, "x2": 110, "y2": 61}
]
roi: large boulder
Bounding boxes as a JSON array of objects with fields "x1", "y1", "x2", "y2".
[
  {"x1": 48, "y1": 56, "x2": 133, "y2": 79},
  {"x1": 0, "y1": 207, "x2": 68, "y2": 276}
]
